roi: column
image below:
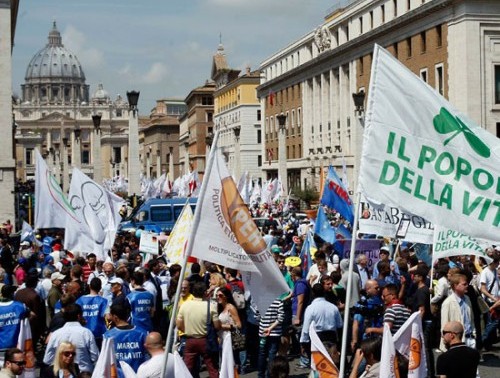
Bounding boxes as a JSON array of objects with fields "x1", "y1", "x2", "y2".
[
  {"x1": 72, "y1": 131, "x2": 81, "y2": 169},
  {"x1": 156, "y1": 150, "x2": 161, "y2": 178}
]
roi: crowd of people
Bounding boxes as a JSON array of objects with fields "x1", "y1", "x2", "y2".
[{"x1": 0, "y1": 206, "x2": 499, "y2": 378}]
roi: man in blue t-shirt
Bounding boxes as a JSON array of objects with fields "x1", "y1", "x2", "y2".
[
  {"x1": 104, "y1": 303, "x2": 147, "y2": 374},
  {"x1": 76, "y1": 277, "x2": 108, "y2": 348},
  {"x1": 127, "y1": 270, "x2": 154, "y2": 332},
  {"x1": 0, "y1": 285, "x2": 29, "y2": 349}
]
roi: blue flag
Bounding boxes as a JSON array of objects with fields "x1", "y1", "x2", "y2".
[
  {"x1": 333, "y1": 223, "x2": 352, "y2": 257},
  {"x1": 299, "y1": 231, "x2": 316, "y2": 278},
  {"x1": 320, "y1": 166, "x2": 354, "y2": 224},
  {"x1": 314, "y1": 206, "x2": 336, "y2": 244}
]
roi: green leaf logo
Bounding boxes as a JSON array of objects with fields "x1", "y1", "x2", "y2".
[{"x1": 433, "y1": 107, "x2": 490, "y2": 158}]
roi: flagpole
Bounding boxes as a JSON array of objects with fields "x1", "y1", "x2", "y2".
[
  {"x1": 339, "y1": 191, "x2": 362, "y2": 378},
  {"x1": 161, "y1": 131, "x2": 220, "y2": 378}
]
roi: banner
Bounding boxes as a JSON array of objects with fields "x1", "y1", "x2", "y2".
[
  {"x1": 359, "y1": 198, "x2": 434, "y2": 244},
  {"x1": 34, "y1": 149, "x2": 76, "y2": 229},
  {"x1": 432, "y1": 225, "x2": 493, "y2": 263},
  {"x1": 358, "y1": 44, "x2": 500, "y2": 242},
  {"x1": 164, "y1": 204, "x2": 193, "y2": 265},
  {"x1": 342, "y1": 239, "x2": 382, "y2": 270},
  {"x1": 139, "y1": 232, "x2": 159, "y2": 254},
  {"x1": 189, "y1": 144, "x2": 289, "y2": 314}
]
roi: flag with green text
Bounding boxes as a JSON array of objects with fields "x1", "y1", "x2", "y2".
[{"x1": 358, "y1": 45, "x2": 500, "y2": 242}]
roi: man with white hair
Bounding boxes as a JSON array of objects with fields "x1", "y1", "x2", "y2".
[{"x1": 355, "y1": 254, "x2": 371, "y2": 289}]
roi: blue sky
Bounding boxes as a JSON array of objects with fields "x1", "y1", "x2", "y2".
[{"x1": 12, "y1": 0, "x2": 332, "y2": 113}]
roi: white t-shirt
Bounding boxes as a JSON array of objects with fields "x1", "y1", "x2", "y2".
[{"x1": 480, "y1": 266, "x2": 499, "y2": 300}]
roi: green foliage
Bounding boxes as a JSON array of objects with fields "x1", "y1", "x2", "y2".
[{"x1": 292, "y1": 186, "x2": 319, "y2": 209}]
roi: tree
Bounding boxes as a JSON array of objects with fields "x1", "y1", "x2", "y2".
[{"x1": 292, "y1": 186, "x2": 319, "y2": 209}]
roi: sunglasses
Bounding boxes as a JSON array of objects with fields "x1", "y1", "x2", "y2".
[
  {"x1": 63, "y1": 351, "x2": 76, "y2": 357},
  {"x1": 9, "y1": 360, "x2": 26, "y2": 366},
  {"x1": 217, "y1": 293, "x2": 226, "y2": 298}
]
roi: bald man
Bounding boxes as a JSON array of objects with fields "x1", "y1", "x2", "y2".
[
  {"x1": 136, "y1": 332, "x2": 164, "y2": 378},
  {"x1": 436, "y1": 321, "x2": 480, "y2": 378}
]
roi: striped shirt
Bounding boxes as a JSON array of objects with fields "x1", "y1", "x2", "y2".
[
  {"x1": 259, "y1": 299, "x2": 284, "y2": 337},
  {"x1": 384, "y1": 303, "x2": 411, "y2": 334}
]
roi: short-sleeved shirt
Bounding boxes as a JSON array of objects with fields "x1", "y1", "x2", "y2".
[
  {"x1": 127, "y1": 289, "x2": 155, "y2": 332},
  {"x1": 411, "y1": 286, "x2": 432, "y2": 321},
  {"x1": 177, "y1": 298, "x2": 218, "y2": 338},
  {"x1": 436, "y1": 343, "x2": 480, "y2": 378},
  {"x1": 384, "y1": 303, "x2": 411, "y2": 334},
  {"x1": 480, "y1": 267, "x2": 499, "y2": 300},
  {"x1": 0, "y1": 300, "x2": 28, "y2": 349},
  {"x1": 104, "y1": 325, "x2": 147, "y2": 372},
  {"x1": 292, "y1": 278, "x2": 310, "y2": 318}
]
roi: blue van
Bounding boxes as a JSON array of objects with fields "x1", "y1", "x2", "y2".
[{"x1": 118, "y1": 197, "x2": 197, "y2": 234}]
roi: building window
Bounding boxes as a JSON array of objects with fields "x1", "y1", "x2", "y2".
[
  {"x1": 407, "y1": 0, "x2": 411, "y2": 11},
  {"x1": 359, "y1": 17, "x2": 363, "y2": 35},
  {"x1": 113, "y1": 147, "x2": 122, "y2": 163},
  {"x1": 420, "y1": 68, "x2": 428, "y2": 83},
  {"x1": 394, "y1": 42, "x2": 398, "y2": 58},
  {"x1": 257, "y1": 155, "x2": 262, "y2": 167},
  {"x1": 82, "y1": 150, "x2": 90, "y2": 164},
  {"x1": 497, "y1": 123, "x2": 500, "y2": 138},
  {"x1": 435, "y1": 64, "x2": 444, "y2": 95},
  {"x1": 436, "y1": 25, "x2": 442, "y2": 47},
  {"x1": 257, "y1": 109, "x2": 261, "y2": 121},
  {"x1": 406, "y1": 38, "x2": 412, "y2": 58},
  {"x1": 381, "y1": 4, "x2": 385, "y2": 23},
  {"x1": 393, "y1": 0, "x2": 397, "y2": 17},
  {"x1": 25, "y1": 148, "x2": 34, "y2": 165},
  {"x1": 495, "y1": 65, "x2": 500, "y2": 104},
  {"x1": 359, "y1": 57, "x2": 364, "y2": 75},
  {"x1": 257, "y1": 129, "x2": 262, "y2": 144},
  {"x1": 206, "y1": 112, "x2": 213, "y2": 122},
  {"x1": 369, "y1": 11, "x2": 373, "y2": 29},
  {"x1": 420, "y1": 32, "x2": 426, "y2": 53}
]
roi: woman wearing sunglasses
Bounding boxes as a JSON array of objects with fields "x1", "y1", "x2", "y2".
[{"x1": 51, "y1": 342, "x2": 80, "y2": 378}]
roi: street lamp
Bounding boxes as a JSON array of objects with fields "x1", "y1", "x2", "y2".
[
  {"x1": 276, "y1": 113, "x2": 288, "y2": 201},
  {"x1": 352, "y1": 90, "x2": 366, "y2": 115},
  {"x1": 233, "y1": 126, "x2": 241, "y2": 179},
  {"x1": 92, "y1": 113, "x2": 102, "y2": 183},
  {"x1": 62, "y1": 136, "x2": 69, "y2": 191},
  {"x1": 126, "y1": 90, "x2": 141, "y2": 197}
]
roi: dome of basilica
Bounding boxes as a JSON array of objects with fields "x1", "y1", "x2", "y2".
[{"x1": 25, "y1": 21, "x2": 86, "y2": 83}]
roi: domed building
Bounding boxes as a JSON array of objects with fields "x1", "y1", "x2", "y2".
[{"x1": 13, "y1": 22, "x2": 130, "y2": 187}]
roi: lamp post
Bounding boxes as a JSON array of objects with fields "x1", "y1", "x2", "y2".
[
  {"x1": 233, "y1": 126, "x2": 241, "y2": 180},
  {"x1": 127, "y1": 90, "x2": 140, "y2": 197},
  {"x1": 92, "y1": 113, "x2": 102, "y2": 184},
  {"x1": 276, "y1": 113, "x2": 288, "y2": 201},
  {"x1": 146, "y1": 146, "x2": 151, "y2": 179},
  {"x1": 73, "y1": 125, "x2": 81, "y2": 168},
  {"x1": 351, "y1": 90, "x2": 366, "y2": 187},
  {"x1": 156, "y1": 149, "x2": 161, "y2": 179}
]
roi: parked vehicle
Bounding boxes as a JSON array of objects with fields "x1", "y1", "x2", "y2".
[{"x1": 118, "y1": 197, "x2": 197, "y2": 234}]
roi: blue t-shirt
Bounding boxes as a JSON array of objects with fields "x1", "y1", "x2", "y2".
[
  {"x1": 0, "y1": 300, "x2": 28, "y2": 349},
  {"x1": 76, "y1": 294, "x2": 108, "y2": 338},
  {"x1": 104, "y1": 326, "x2": 147, "y2": 373},
  {"x1": 292, "y1": 278, "x2": 310, "y2": 318},
  {"x1": 127, "y1": 289, "x2": 154, "y2": 332}
]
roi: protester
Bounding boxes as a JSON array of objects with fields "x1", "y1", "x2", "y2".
[
  {"x1": 136, "y1": 332, "x2": 165, "y2": 378},
  {"x1": 176, "y1": 281, "x2": 220, "y2": 378},
  {"x1": 0, "y1": 348, "x2": 26, "y2": 378},
  {"x1": 348, "y1": 336, "x2": 382, "y2": 378},
  {"x1": 0, "y1": 285, "x2": 29, "y2": 350},
  {"x1": 49, "y1": 341, "x2": 80, "y2": 378},
  {"x1": 436, "y1": 321, "x2": 480, "y2": 378},
  {"x1": 258, "y1": 297, "x2": 284, "y2": 378}
]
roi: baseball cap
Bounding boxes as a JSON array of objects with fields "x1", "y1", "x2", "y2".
[
  {"x1": 380, "y1": 246, "x2": 390, "y2": 254},
  {"x1": 20, "y1": 241, "x2": 30, "y2": 247},
  {"x1": 51, "y1": 272, "x2": 66, "y2": 281},
  {"x1": 108, "y1": 277, "x2": 124, "y2": 285}
]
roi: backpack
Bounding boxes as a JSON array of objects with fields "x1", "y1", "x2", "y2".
[{"x1": 229, "y1": 281, "x2": 246, "y2": 310}]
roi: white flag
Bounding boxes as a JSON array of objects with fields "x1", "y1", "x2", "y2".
[
  {"x1": 433, "y1": 225, "x2": 494, "y2": 264},
  {"x1": 173, "y1": 351, "x2": 193, "y2": 377},
  {"x1": 393, "y1": 311, "x2": 427, "y2": 378},
  {"x1": 358, "y1": 44, "x2": 500, "y2": 242},
  {"x1": 119, "y1": 361, "x2": 137, "y2": 378},
  {"x1": 188, "y1": 134, "x2": 290, "y2": 314},
  {"x1": 309, "y1": 321, "x2": 339, "y2": 377},
  {"x1": 34, "y1": 149, "x2": 75, "y2": 229},
  {"x1": 65, "y1": 168, "x2": 124, "y2": 259},
  {"x1": 164, "y1": 204, "x2": 193, "y2": 265},
  {"x1": 91, "y1": 338, "x2": 119, "y2": 378},
  {"x1": 17, "y1": 319, "x2": 36, "y2": 378},
  {"x1": 380, "y1": 323, "x2": 399, "y2": 378},
  {"x1": 220, "y1": 332, "x2": 237, "y2": 378}
]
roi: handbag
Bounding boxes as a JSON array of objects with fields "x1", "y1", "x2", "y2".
[
  {"x1": 231, "y1": 327, "x2": 246, "y2": 351},
  {"x1": 206, "y1": 301, "x2": 219, "y2": 353},
  {"x1": 477, "y1": 295, "x2": 490, "y2": 314}
]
